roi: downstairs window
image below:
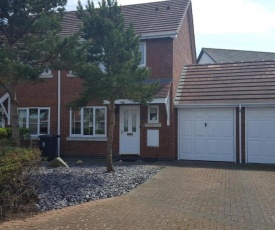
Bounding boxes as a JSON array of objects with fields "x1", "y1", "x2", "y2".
[
  {"x1": 70, "y1": 107, "x2": 107, "y2": 137},
  {"x1": 18, "y1": 108, "x2": 50, "y2": 135}
]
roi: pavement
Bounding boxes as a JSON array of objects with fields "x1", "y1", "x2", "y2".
[{"x1": 1, "y1": 161, "x2": 275, "y2": 230}]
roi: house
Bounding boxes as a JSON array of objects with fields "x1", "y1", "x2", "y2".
[
  {"x1": 0, "y1": 0, "x2": 196, "y2": 160},
  {"x1": 197, "y1": 48, "x2": 275, "y2": 64},
  {"x1": 175, "y1": 60, "x2": 275, "y2": 164}
]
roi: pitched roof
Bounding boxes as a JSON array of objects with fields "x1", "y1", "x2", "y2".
[
  {"x1": 61, "y1": 0, "x2": 190, "y2": 38},
  {"x1": 198, "y1": 48, "x2": 275, "y2": 64},
  {"x1": 175, "y1": 60, "x2": 275, "y2": 106}
]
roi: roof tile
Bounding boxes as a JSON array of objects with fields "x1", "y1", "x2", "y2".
[
  {"x1": 61, "y1": 0, "x2": 190, "y2": 37},
  {"x1": 175, "y1": 60, "x2": 275, "y2": 105},
  {"x1": 200, "y1": 48, "x2": 275, "y2": 63}
]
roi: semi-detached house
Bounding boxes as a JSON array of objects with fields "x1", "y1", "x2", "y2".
[{"x1": 0, "y1": 0, "x2": 196, "y2": 160}]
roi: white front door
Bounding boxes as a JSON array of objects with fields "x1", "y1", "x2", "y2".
[
  {"x1": 246, "y1": 107, "x2": 275, "y2": 164},
  {"x1": 179, "y1": 108, "x2": 235, "y2": 162},
  {"x1": 119, "y1": 106, "x2": 140, "y2": 155}
]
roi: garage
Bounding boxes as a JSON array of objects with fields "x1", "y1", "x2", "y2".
[
  {"x1": 175, "y1": 60, "x2": 275, "y2": 164},
  {"x1": 246, "y1": 107, "x2": 275, "y2": 164},
  {"x1": 178, "y1": 108, "x2": 235, "y2": 162}
]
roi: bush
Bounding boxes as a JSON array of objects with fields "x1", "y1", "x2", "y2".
[
  {"x1": 0, "y1": 128, "x2": 12, "y2": 139},
  {"x1": 19, "y1": 128, "x2": 30, "y2": 140},
  {"x1": 0, "y1": 138, "x2": 15, "y2": 148},
  {"x1": 0, "y1": 147, "x2": 41, "y2": 220}
]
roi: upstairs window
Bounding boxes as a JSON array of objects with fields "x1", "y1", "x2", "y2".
[
  {"x1": 40, "y1": 67, "x2": 53, "y2": 78},
  {"x1": 67, "y1": 70, "x2": 77, "y2": 77},
  {"x1": 139, "y1": 43, "x2": 146, "y2": 67},
  {"x1": 18, "y1": 108, "x2": 50, "y2": 135},
  {"x1": 70, "y1": 107, "x2": 107, "y2": 137}
]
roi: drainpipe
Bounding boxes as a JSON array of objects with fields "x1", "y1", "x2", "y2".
[
  {"x1": 57, "y1": 70, "x2": 61, "y2": 157},
  {"x1": 239, "y1": 105, "x2": 242, "y2": 164}
]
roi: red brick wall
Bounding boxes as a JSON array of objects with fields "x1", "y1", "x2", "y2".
[
  {"x1": 139, "y1": 104, "x2": 174, "y2": 159},
  {"x1": 235, "y1": 107, "x2": 246, "y2": 163},
  {"x1": 59, "y1": 71, "x2": 110, "y2": 157},
  {"x1": 17, "y1": 71, "x2": 59, "y2": 136},
  {"x1": 145, "y1": 38, "x2": 173, "y2": 80},
  {"x1": 172, "y1": 6, "x2": 196, "y2": 101}
]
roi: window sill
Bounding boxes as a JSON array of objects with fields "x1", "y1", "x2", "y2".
[
  {"x1": 39, "y1": 74, "x2": 53, "y2": 78},
  {"x1": 67, "y1": 74, "x2": 78, "y2": 78},
  {"x1": 144, "y1": 123, "x2": 162, "y2": 127},
  {"x1": 66, "y1": 137, "x2": 108, "y2": 142}
]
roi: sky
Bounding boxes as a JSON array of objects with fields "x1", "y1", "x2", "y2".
[{"x1": 65, "y1": 0, "x2": 275, "y2": 56}]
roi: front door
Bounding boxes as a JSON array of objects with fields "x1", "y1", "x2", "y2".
[{"x1": 119, "y1": 106, "x2": 140, "y2": 155}]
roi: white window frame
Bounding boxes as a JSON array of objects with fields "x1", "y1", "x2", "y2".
[
  {"x1": 17, "y1": 107, "x2": 51, "y2": 137},
  {"x1": 70, "y1": 106, "x2": 107, "y2": 137},
  {"x1": 67, "y1": 70, "x2": 78, "y2": 78},
  {"x1": 40, "y1": 67, "x2": 53, "y2": 78},
  {"x1": 148, "y1": 105, "x2": 159, "y2": 123},
  {"x1": 139, "y1": 42, "x2": 146, "y2": 67}
]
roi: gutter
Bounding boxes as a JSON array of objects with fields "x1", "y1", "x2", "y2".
[
  {"x1": 174, "y1": 103, "x2": 275, "y2": 108},
  {"x1": 140, "y1": 31, "x2": 178, "y2": 40},
  {"x1": 57, "y1": 70, "x2": 61, "y2": 157}
]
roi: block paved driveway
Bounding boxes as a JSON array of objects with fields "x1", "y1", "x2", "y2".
[{"x1": 1, "y1": 161, "x2": 275, "y2": 230}]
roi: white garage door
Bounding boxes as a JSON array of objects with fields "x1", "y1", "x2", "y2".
[
  {"x1": 246, "y1": 107, "x2": 275, "y2": 164},
  {"x1": 179, "y1": 108, "x2": 235, "y2": 162}
]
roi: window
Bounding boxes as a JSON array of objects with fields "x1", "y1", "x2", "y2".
[
  {"x1": 40, "y1": 67, "x2": 53, "y2": 78},
  {"x1": 139, "y1": 43, "x2": 146, "y2": 67},
  {"x1": 70, "y1": 107, "x2": 107, "y2": 137},
  {"x1": 67, "y1": 70, "x2": 78, "y2": 77},
  {"x1": 18, "y1": 108, "x2": 50, "y2": 135},
  {"x1": 148, "y1": 105, "x2": 159, "y2": 123}
]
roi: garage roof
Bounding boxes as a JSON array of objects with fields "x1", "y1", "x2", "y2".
[{"x1": 175, "y1": 60, "x2": 275, "y2": 106}]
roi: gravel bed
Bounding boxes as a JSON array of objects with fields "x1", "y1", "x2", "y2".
[{"x1": 31, "y1": 161, "x2": 161, "y2": 212}]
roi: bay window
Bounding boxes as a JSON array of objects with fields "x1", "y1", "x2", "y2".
[{"x1": 70, "y1": 107, "x2": 107, "y2": 137}]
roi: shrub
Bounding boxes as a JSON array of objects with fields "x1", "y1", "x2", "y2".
[
  {"x1": 0, "y1": 128, "x2": 7, "y2": 139},
  {"x1": 0, "y1": 138, "x2": 15, "y2": 148},
  {"x1": 19, "y1": 128, "x2": 31, "y2": 140},
  {"x1": 0, "y1": 128, "x2": 12, "y2": 139},
  {"x1": 0, "y1": 147, "x2": 41, "y2": 220}
]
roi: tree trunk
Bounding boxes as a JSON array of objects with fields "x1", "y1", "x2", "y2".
[
  {"x1": 9, "y1": 85, "x2": 20, "y2": 146},
  {"x1": 106, "y1": 101, "x2": 115, "y2": 173}
]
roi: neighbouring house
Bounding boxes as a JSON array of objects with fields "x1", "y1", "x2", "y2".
[
  {"x1": 197, "y1": 48, "x2": 275, "y2": 64},
  {"x1": 175, "y1": 60, "x2": 275, "y2": 164},
  {"x1": 0, "y1": 0, "x2": 196, "y2": 160}
]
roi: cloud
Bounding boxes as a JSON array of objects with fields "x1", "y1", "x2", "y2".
[
  {"x1": 192, "y1": 0, "x2": 275, "y2": 35},
  {"x1": 66, "y1": 0, "x2": 164, "y2": 10}
]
